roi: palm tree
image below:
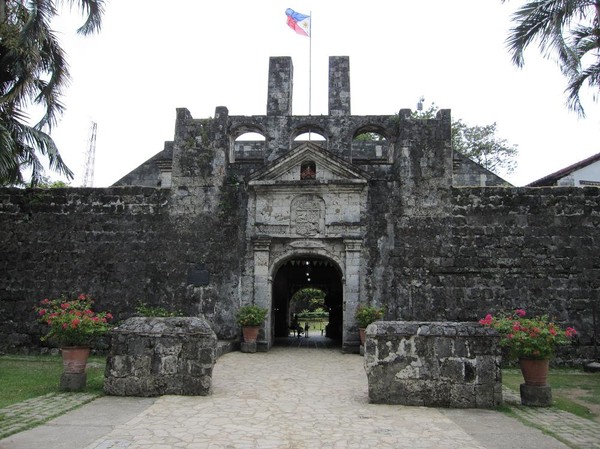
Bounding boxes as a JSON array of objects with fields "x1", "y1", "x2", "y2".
[
  {"x1": 0, "y1": 0, "x2": 104, "y2": 186},
  {"x1": 502, "y1": 0, "x2": 600, "y2": 116}
]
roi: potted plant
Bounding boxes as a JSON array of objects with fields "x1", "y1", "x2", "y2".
[
  {"x1": 235, "y1": 304, "x2": 268, "y2": 343},
  {"x1": 355, "y1": 304, "x2": 384, "y2": 345},
  {"x1": 479, "y1": 309, "x2": 577, "y2": 386},
  {"x1": 35, "y1": 293, "x2": 113, "y2": 376}
]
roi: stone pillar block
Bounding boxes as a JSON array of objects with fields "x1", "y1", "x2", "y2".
[
  {"x1": 520, "y1": 383, "x2": 553, "y2": 407},
  {"x1": 241, "y1": 342, "x2": 257, "y2": 353},
  {"x1": 364, "y1": 321, "x2": 501, "y2": 408},
  {"x1": 60, "y1": 372, "x2": 87, "y2": 391},
  {"x1": 267, "y1": 57, "x2": 293, "y2": 116},
  {"x1": 328, "y1": 56, "x2": 351, "y2": 116},
  {"x1": 104, "y1": 317, "x2": 217, "y2": 396}
]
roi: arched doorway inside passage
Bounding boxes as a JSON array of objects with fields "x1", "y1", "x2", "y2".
[{"x1": 271, "y1": 255, "x2": 343, "y2": 348}]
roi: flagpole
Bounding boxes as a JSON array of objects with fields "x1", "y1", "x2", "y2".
[{"x1": 308, "y1": 11, "x2": 312, "y2": 117}]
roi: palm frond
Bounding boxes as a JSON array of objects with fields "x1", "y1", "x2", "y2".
[
  {"x1": 505, "y1": 0, "x2": 600, "y2": 116},
  {"x1": 34, "y1": 29, "x2": 69, "y2": 130},
  {"x1": 67, "y1": 0, "x2": 105, "y2": 35},
  {"x1": 566, "y1": 59, "x2": 600, "y2": 116},
  {"x1": 569, "y1": 24, "x2": 600, "y2": 57},
  {"x1": 507, "y1": 0, "x2": 583, "y2": 70},
  {"x1": 0, "y1": 122, "x2": 20, "y2": 184},
  {"x1": 0, "y1": 0, "x2": 103, "y2": 185}
]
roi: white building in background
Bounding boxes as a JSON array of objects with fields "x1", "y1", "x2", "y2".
[{"x1": 528, "y1": 152, "x2": 600, "y2": 187}]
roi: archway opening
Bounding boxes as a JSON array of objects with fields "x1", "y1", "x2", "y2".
[
  {"x1": 272, "y1": 256, "x2": 343, "y2": 346},
  {"x1": 233, "y1": 131, "x2": 265, "y2": 162}
]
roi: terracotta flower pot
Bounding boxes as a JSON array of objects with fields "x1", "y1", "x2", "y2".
[
  {"x1": 61, "y1": 346, "x2": 91, "y2": 374},
  {"x1": 242, "y1": 326, "x2": 260, "y2": 343},
  {"x1": 519, "y1": 358, "x2": 550, "y2": 386},
  {"x1": 359, "y1": 328, "x2": 366, "y2": 345}
]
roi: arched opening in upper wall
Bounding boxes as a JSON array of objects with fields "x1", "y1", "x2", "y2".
[
  {"x1": 231, "y1": 127, "x2": 266, "y2": 163},
  {"x1": 291, "y1": 125, "x2": 327, "y2": 150},
  {"x1": 351, "y1": 125, "x2": 393, "y2": 164}
]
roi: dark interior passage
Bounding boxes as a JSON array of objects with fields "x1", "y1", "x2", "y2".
[{"x1": 272, "y1": 256, "x2": 343, "y2": 345}]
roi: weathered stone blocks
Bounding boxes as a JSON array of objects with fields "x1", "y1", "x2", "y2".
[
  {"x1": 520, "y1": 384, "x2": 553, "y2": 407},
  {"x1": 104, "y1": 317, "x2": 217, "y2": 396},
  {"x1": 364, "y1": 321, "x2": 502, "y2": 408}
]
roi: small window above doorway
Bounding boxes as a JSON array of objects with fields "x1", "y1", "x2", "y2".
[{"x1": 300, "y1": 161, "x2": 316, "y2": 180}]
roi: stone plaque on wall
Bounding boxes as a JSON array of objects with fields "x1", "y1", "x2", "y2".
[{"x1": 187, "y1": 264, "x2": 209, "y2": 286}]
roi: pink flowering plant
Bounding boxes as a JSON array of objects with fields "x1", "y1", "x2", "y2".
[
  {"x1": 35, "y1": 294, "x2": 114, "y2": 347},
  {"x1": 479, "y1": 309, "x2": 577, "y2": 360}
]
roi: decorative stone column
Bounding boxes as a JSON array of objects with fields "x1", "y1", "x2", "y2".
[
  {"x1": 252, "y1": 238, "x2": 272, "y2": 351},
  {"x1": 343, "y1": 239, "x2": 362, "y2": 353}
]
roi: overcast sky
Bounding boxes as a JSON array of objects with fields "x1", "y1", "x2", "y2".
[{"x1": 47, "y1": 0, "x2": 600, "y2": 187}]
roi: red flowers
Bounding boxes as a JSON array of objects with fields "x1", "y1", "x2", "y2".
[
  {"x1": 34, "y1": 294, "x2": 113, "y2": 346},
  {"x1": 478, "y1": 314, "x2": 493, "y2": 326},
  {"x1": 479, "y1": 309, "x2": 577, "y2": 360}
]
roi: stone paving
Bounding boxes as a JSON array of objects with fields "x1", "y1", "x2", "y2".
[
  {"x1": 1, "y1": 346, "x2": 600, "y2": 449},
  {"x1": 502, "y1": 387, "x2": 600, "y2": 449},
  {"x1": 81, "y1": 347, "x2": 486, "y2": 449},
  {"x1": 0, "y1": 392, "x2": 99, "y2": 439}
]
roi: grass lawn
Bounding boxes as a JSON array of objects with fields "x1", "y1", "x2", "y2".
[
  {"x1": 0, "y1": 354, "x2": 106, "y2": 409},
  {"x1": 503, "y1": 367, "x2": 600, "y2": 423}
]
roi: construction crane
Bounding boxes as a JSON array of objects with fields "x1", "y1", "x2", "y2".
[{"x1": 81, "y1": 121, "x2": 97, "y2": 187}]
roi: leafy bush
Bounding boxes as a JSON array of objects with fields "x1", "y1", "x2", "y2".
[
  {"x1": 354, "y1": 305, "x2": 384, "y2": 329},
  {"x1": 235, "y1": 305, "x2": 268, "y2": 327},
  {"x1": 297, "y1": 310, "x2": 329, "y2": 320},
  {"x1": 135, "y1": 302, "x2": 183, "y2": 317}
]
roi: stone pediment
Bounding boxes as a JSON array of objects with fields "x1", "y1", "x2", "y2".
[{"x1": 248, "y1": 142, "x2": 369, "y2": 186}]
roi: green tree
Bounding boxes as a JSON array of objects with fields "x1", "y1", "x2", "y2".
[
  {"x1": 452, "y1": 120, "x2": 518, "y2": 174},
  {"x1": 502, "y1": 0, "x2": 600, "y2": 116},
  {"x1": 36, "y1": 174, "x2": 71, "y2": 188},
  {"x1": 0, "y1": 0, "x2": 104, "y2": 186},
  {"x1": 290, "y1": 287, "x2": 326, "y2": 313},
  {"x1": 411, "y1": 100, "x2": 518, "y2": 175},
  {"x1": 354, "y1": 132, "x2": 385, "y2": 141}
]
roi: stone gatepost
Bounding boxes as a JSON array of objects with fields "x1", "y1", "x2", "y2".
[
  {"x1": 104, "y1": 317, "x2": 217, "y2": 396},
  {"x1": 364, "y1": 321, "x2": 502, "y2": 408}
]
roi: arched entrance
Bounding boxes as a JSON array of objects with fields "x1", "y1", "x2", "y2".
[{"x1": 271, "y1": 255, "x2": 343, "y2": 346}]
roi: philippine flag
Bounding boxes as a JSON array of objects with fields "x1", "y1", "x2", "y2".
[{"x1": 286, "y1": 8, "x2": 310, "y2": 37}]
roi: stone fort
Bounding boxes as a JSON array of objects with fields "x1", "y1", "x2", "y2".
[{"x1": 0, "y1": 57, "x2": 598, "y2": 358}]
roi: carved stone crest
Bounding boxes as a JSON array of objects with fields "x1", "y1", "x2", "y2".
[{"x1": 292, "y1": 196, "x2": 325, "y2": 236}]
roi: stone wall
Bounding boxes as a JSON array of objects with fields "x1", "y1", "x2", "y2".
[
  {"x1": 364, "y1": 321, "x2": 502, "y2": 408},
  {"x1": 1, "y1": 184, "x2": 598, "y2": 357},
  {"x1": 0, "y1": 185, "x2": 244, "y2": 352},
  {"x1": 365, "y1": 186, "x2": 599, "y2": 361}
]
